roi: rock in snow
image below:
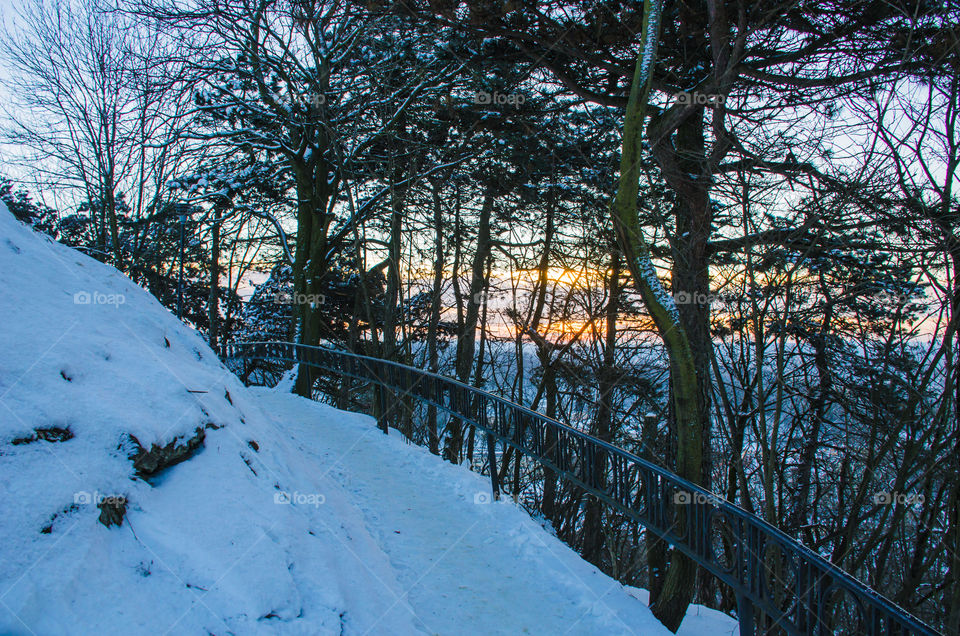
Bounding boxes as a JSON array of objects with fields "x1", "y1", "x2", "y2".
[{"x1": 0, "y1": 203, "x2": 737, "y2": 635}]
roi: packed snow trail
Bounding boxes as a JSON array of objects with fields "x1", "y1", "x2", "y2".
[{"x1": 250, "y1": 387, "x2": 736, "y2": 636}]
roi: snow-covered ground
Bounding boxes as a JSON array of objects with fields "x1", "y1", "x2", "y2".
[{"x1": 0, "y1": 203, "x2": 738, "y2": 634}]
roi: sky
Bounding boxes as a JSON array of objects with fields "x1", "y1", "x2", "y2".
[
  {"x1": 0, "y1": 0, "x2": 22, "y2": 32},
  {"x1": 0, "y1": 0, "x2": 25, "y2": 177}
]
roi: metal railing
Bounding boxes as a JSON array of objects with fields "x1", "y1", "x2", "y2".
[{"x1": 223, "y1": 341, "x2": 940, "y2": 636}]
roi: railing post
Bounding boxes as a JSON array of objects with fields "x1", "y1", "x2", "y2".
[
  {"x1": 376, "y1": 385, "x2": 389, "y2": 435},
  {"x1": 486, "y1": 432, "x2": 500, "y2": 501},
  {"x1": 737, "y1": 594, "x2": 755, "y2": 636},
  {"x1": 741, "y1": 523, "x2": 760, "y2": 636}
]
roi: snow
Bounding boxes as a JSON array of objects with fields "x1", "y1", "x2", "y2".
[
  {"x1": 639, "y1": 0, "x2": 662, "y2": 77},
  {"x1": 628, "y1": 590, "x2": 740, "y2": 636},
  {"x1": 636, "y1": 254, "x2": 681, "y2": 323},
  {"x1": 0, "y1": 203, "x2": 737, "y2": 634}
]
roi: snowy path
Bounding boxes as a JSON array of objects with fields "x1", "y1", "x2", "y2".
[{"x1": 253, "y1": 388, "x2": 678, "y2": 636}]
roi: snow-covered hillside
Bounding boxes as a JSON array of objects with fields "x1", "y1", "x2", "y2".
[{"x1": 0, "y1": 204, "x2": 737, "y2": 634}]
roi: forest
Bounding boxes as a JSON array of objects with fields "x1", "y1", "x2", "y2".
[{"x1": 1, "y1": 0, "x2": 958, "y2": 633}]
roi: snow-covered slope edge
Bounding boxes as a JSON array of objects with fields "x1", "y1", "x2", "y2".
[{"x1": 0, "y1": 204, "x2": 420, "y2": 634}]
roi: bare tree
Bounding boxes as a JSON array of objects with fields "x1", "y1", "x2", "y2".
[{"x1": 1, "y1": 0, "x2": 192, "y2": 267}]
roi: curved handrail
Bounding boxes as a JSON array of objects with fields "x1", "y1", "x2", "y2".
[{"x1": 223, "y1": 340, "x2": 941, "y2": 636}]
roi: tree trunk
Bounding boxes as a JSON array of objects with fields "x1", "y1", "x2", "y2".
[
  {"x1": 426, "y1": 178, "x2": 445, "y2": 455},
  {"x1": 468, "y1": 257, "x2": 492, "y2": 465},
  {"x1": 443, "y1": 190, "x2": 494, "y2": 463},
  {"x1": 293, "y1": 159, "x2": 334, "y2": 397},
  {"x1": 382, "y1": 162, "x2": 406, "y2": 435},
  {"x1": 208, "y1": 206, "x2": 221, "y2": 350},
  {"x1": 945, "y1": 245, "x2": 960, "y2": 634},
  {"x1": 539, "y1": 359, "x2": 559, "y2": 521},
  {"x1": 608, "y1": 5, "x2": 703, "y2": 629},
  {"x1": 790, "y1": 294, "x2": 833, "y2": 541},
  {"x1": 583, "y1": 250, "x2": 620, "y2": 564}
]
